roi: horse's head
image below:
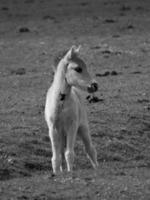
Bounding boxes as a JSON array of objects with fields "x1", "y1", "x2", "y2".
[{"x1": 60, "y1": 46, "x2": 98, "y2": 93}]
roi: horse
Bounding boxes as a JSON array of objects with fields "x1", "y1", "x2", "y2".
[{"x1": 45, "y1": 46, "x2": 98, "y2": 175}]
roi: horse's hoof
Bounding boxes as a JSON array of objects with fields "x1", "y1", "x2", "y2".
[{"x1": 49, "y1": 172, "x2": 56, "y2": 178}]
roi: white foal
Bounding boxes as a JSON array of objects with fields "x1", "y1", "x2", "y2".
[{"x1": 45, "y1": 46, "x2": 98, "y2": 175}]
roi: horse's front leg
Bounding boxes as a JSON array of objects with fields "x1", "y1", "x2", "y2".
[
  {"x1": 65, "y1": 123, "x2": 78, "y2": 172},
  {"x1": 78, "y1": 125, "x2": 98, "y2": 169},
  {"x1": 48, "y1": 125, "x2": 62, "y2": 175}
]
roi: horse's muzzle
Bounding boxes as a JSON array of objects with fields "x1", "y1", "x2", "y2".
[{"x1": 87, "y1": 82, "x2": 98, "y2": 93}]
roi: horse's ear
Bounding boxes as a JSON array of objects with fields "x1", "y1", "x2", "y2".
[
  {"x1": 65, "y1": 45, "x2": 81, "y2": 60},
  {"x1": 75, "y1": 45, "x2": 81, "y2": 54},
  {"x1": 65, "y1": 46, "x2": 75, "y2": 60}
]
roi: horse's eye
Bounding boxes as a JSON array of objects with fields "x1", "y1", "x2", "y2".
[{"x1": 75, "y1": 67, "x2": 82, "y2": 73}]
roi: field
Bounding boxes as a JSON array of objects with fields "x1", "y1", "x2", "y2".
[{"x1": 0, "y1": 0, "x2": 150, "y2": 199}]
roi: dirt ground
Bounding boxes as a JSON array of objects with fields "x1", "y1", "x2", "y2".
[{"x1": 0, "y1": 0, "x2": 150, "y2": 199}]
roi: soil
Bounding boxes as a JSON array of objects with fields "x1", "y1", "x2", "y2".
[{"x1": 0, "y1": 0, "x2": 150, "y2": 199}]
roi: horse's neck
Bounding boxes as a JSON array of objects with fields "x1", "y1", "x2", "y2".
[
  {"x1": 52, "y1": 65, "x2": 70, "y2": 99},
  {"x1": 71, "y1": 87, "x2": 83, "y2": 102}
]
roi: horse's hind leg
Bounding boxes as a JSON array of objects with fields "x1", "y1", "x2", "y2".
[
  {"x1": 78, "y1": 126, "x2": 98, "y2": 169},
  {"x1": 48, "y1": 125, "x2": 62, "y2": 175}
]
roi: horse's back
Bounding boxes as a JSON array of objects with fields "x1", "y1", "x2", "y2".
[{"x1": 44, "y1": 85, "x2": 58, "y2": 125}]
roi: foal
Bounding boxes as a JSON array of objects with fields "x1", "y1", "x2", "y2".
[{"x1": 45, "y1": 46, "x2": 98, "y2": 175}]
